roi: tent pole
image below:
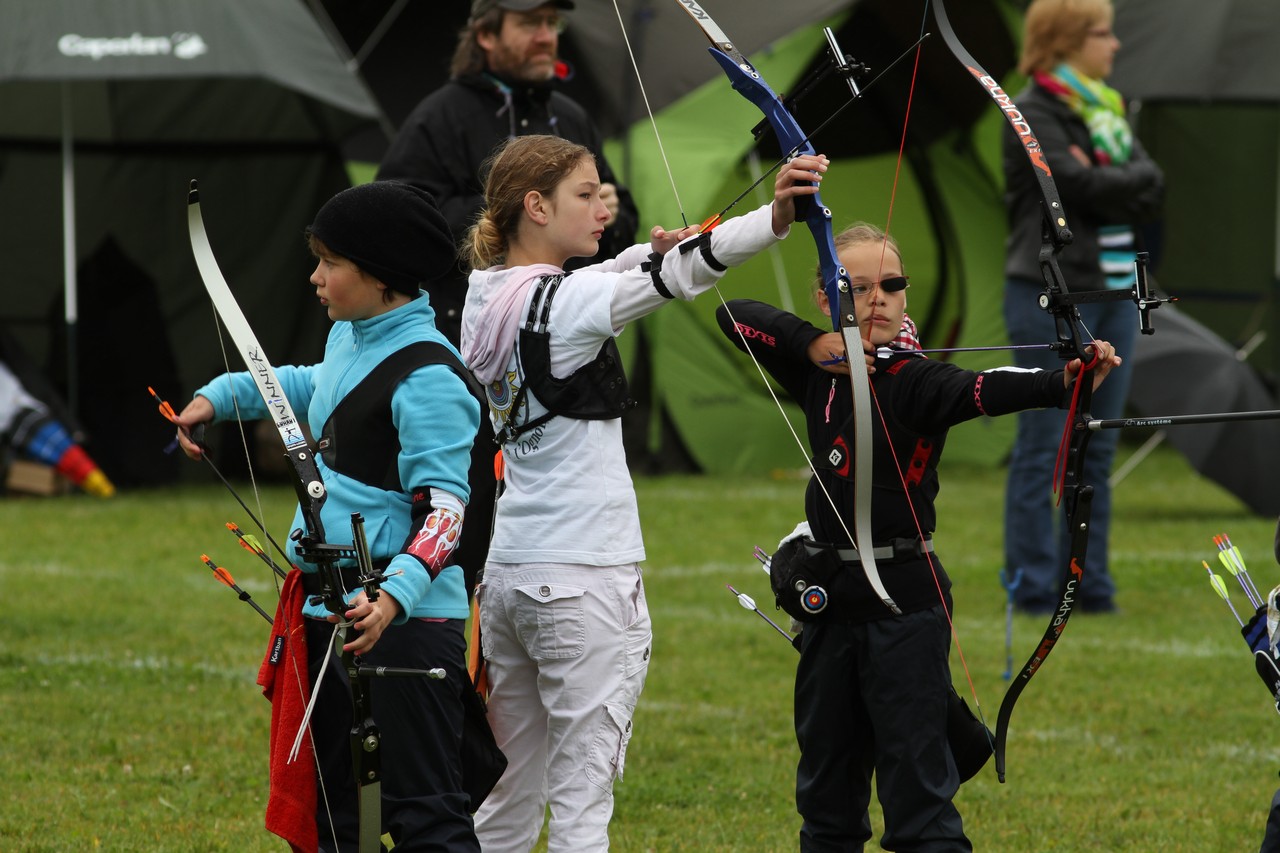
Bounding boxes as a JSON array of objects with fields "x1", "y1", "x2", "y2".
[
  {"x1": 347, "y1": 0, "x2": 410, "y2": 71},
  {"x1": 301, "y1": 0, "x2": 396, "y2": 143},
  {"x1": 61, "y1": 82, "x2": 77, "y2": 422}
]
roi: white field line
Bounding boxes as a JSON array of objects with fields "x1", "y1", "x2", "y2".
[
  {"x1": 1, "y1": 558, "x2": 280, "y2": 594},
  {"x1": 21, "y1": 651, "x2": 260, "y2": 683}
]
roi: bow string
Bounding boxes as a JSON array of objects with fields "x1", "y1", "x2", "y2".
[{"x1": 617, "y1": 0, "x2": 1000, "y2": 774}]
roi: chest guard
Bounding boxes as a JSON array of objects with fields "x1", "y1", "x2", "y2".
[
  {"x1": 500, "y1": 275, "x2": 633, "y2": 444},
  {"x1": 318, "y1": 341, "x2": 477, "y2": 491}
]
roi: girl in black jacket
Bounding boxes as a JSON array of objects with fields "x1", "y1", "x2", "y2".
[{"x1": 717, "y1": 222, "x2": 1121, "y2": 852}]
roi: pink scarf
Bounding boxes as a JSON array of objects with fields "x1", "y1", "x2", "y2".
[{"x1": 461, "y1": 263, "x2": 563, "y2": 384}]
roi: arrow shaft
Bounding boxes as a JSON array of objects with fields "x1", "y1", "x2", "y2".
[
  {"x1": 1088, "y1": 409, "x2": 1280, "y2": 430},
  {"x1": 727, "y1": 585, "x2": 795, "y2": 645}
]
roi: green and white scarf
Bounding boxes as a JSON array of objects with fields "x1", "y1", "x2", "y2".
[{"x1": 1036, "y1": 64, "x2": 1136, "y2": 289}]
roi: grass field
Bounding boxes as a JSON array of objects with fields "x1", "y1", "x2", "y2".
[{"x1": 2, "y1": 442, "x2": 1278, "y2": 851}]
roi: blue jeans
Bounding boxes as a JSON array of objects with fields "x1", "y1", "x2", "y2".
[{"x1": 1002, "y1": 277, "x2": 1137, "y2": 610}]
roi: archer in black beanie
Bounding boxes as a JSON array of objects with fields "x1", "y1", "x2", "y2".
[
  {"x1": 307, "y1": 181, "x2": 456, "y2": 297},
  {"x1": 177, "y1": 181, "x2": 484, "y2": 852}
]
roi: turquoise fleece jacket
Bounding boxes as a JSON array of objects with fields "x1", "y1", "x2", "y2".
[{"x1": 196, "y1": 294, "x2": 479, "y2": 621}]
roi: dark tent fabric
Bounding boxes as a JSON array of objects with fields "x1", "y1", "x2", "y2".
[
  {"x1": 1110, "y1": 0, "x2": 1280, "y2": 384},
  {"x1": 48, "y1": 237, "x2": 181, "y2": 487},
  {"x1": 1105, "y1": 0, "x2": 1280, "y2": 514},
  {"x1": 0, "y1": 0, "x2": 384, "y2": 485}
]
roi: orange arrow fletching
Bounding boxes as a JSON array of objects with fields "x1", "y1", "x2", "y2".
[
  {"x1": 200, "y1": 554, "x2": 237, "y2": 588},
  {"x1": 148, "y1": 386, "x2": 179, "y2": 423}
]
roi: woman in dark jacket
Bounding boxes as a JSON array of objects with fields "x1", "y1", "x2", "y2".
[{"x1": 1002, "y1": 0, "x2": 1164, "y2": 616}]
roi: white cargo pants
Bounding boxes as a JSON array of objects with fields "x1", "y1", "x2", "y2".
[{"x1": 473, "y1": 562, "x2": 652, "y2": 853}]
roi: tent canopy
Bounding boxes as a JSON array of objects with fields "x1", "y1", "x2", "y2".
[
  {"x1": 0, "y1": 0, "x2": 384, "y2": 485},
  {"x1": 0, "y1": 0, "x2": 382, "y2": 143},
  {"x1": 1111, "y1": 0, "x2": 1280, "y2": 102},
  {"x1": 1109, "y1": 0, "x2": 1280, "y2": 379},
  {"x1": 1102, "y1": 0, "x2": 1280, "y2": 514}
]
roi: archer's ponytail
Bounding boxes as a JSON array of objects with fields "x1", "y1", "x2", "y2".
[{"x1": 466, "y1": 211, "x2": 507, "y2": 271}]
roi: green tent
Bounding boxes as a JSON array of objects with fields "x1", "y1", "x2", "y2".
[{"x1": 320, "y1": 0, "x2": 1025, "y2": 474}]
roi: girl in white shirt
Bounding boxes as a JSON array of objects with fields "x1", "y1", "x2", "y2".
[{"x1": 460, "y1": 133, "x2": 825, "y2": 852}]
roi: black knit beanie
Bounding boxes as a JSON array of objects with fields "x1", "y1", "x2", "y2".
[{"x1": 307, "y1": 181, "x2": 455, "y2": 296}]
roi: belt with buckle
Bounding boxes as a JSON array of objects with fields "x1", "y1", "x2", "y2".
[{"x1": 804, "y1": 537, "x2": 935, "y2": 564}]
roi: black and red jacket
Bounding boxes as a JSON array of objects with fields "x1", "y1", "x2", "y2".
[{"x1": 716, "y1": 299, "x2": 1070, "y2": 619}]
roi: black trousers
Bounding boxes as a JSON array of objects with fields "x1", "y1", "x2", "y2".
[
  {"x1": 795, "y1": 604, "x2": 971, "y2": 853},
  {"x1": 306, "y1": 617, "x2": 479, "y2": 853}
]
